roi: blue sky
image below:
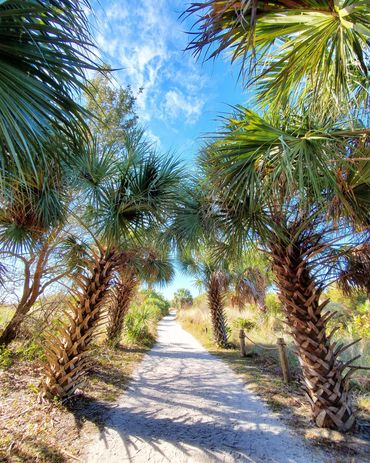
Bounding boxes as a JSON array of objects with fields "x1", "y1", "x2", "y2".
[{"x1": 90, "y1": 0, "x2": 247, "y2": 299}]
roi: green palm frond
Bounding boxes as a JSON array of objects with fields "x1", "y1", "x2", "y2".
[
  {"x1": 136, "y1": 249, "x2": 175, "y2": 286},
  {"x1": 0, "y1": 139, "x2": 70, "y2": 251},
  {"x1": 58, "y1": 235, "x2": 92, "y2": 275},
  {"x1": 207, "y1": 106, "x2": 368, "y2": 220},
  {"x1": 0, "y1": 0, "x2": 100, "y2": 173},
  {"x1": 91, "y1": 150, "x2": 183, "y2": 247},
  {"x1": 184, "y1": 1, "x2": 369, "y2": 110}
]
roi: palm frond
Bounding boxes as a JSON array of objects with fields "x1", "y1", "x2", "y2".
[
  {"x1": 184, "y1": 1, "x2": 369, "y2": 110},
  {"x1": 0, "y1": 0, "x2": 100, "y2": 173}
]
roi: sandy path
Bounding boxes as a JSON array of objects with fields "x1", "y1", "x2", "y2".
[{"x1": 87, "y1": 312, "x2": 326, "y2": 462}]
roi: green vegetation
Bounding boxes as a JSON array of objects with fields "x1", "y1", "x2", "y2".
[
  {"x1": 125, "y1": 291, "x2": 170, "y2": 345},
  {"x1": 173, "y1": 288, "x2": 193, "y2": 309},
  {"x1": 0, "y1": 4, "x2": 369, "y2": 462}
]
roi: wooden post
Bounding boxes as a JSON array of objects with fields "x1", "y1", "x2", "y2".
[
  {"x1": 239, "y1": 329, "x2": 246, "y2": 357},
  {"x1": 277, "y1": 337, "x2": 290, "y2": 383}
]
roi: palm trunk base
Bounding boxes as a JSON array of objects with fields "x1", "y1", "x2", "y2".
[
  {"x1": 41, "y1": 252, "x2": 115, "y2": 399},
  {"x1": 271, "y1": 234, "x2": 356, "y2": 432}
]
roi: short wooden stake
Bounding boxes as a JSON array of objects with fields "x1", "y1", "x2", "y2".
[
  {"x1": 239, "y1": 329, "x2": 246, "y2": 357},
  {"x1": 277, "y1": 337, "x2": 290, "y2": 383}
]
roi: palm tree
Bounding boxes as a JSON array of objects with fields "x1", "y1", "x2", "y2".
[
  {"x1": 173, "y1": 288, "x2": 193, "y2": 310},
  {"x1": 201, "y1": 107, "x2": 369, "y2": 430},
  {"x1": 0, "y1": 0, "x2": 100, "y2": 172},
  {"x1": 106, "y1": 246, "x2": 174, "y2": 347},
  {"x1": 41, "y1": 131, "x2": 182, "y2": 399},
  {"x1": 171, "y1": 182, "x2": 231, "y2": 347},
  {"x1": 184, "y1": 0, "x2": 369, "y2": 111},
  {"x1": 180, "y1": 246, "x2": 230, "y2": 348}
]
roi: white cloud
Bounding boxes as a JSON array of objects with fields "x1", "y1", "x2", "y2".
[
  {"x1": 163, "y1": 90, "x2": 204, "y2": 124},
  {"x1": 91, "y1": 0, "x2": 207, "y2": 126}
]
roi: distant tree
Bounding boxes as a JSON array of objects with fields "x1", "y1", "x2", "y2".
[
  {"x1": 85, "y1": 70, "x2": 138, "y2": 150},
  {"x1": 173, "y1": 289, "x2": 193, "y2": 310}
]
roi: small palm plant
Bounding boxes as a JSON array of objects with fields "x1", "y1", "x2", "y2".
[{"x1": 41, "y1": 130, "x2": 182, "y2": 399}]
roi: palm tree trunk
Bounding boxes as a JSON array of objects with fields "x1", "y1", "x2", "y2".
[
  {"x1": 208, "y1": 272, "x2": 229, "y2": 347},
  {"x1": 41, "y1": 250, "x2": 117, "y2": 399},
  {"x1": 270, "y1": 236, "x2": 355, "y2": 431},
  {"x1": 106, "y1": 273, "x2": 138, "y2": 347}
]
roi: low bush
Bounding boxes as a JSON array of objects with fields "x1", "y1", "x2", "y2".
[{"x1": 124, "y1": 291, "x2": 170, "y2": 345}]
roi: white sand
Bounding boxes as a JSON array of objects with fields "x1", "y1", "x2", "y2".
[{"x1": 87, "y1": 312, "x2": 327, "y2": 462}]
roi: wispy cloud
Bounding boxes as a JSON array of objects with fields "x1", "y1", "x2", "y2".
[
  {"x1": 92, "y1": 0, "x2": 208, "y2": 129},
  {"x1": 163, "y1": 90, "x2": 205, "y2": 124}
]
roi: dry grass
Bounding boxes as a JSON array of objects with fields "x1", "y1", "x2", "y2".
[
  {"x1": 178, "y1": 300, "x2": 370, "y2": 462},
  {"x1": 0, "y1": 341, "x2": 152, "y2": 463}
]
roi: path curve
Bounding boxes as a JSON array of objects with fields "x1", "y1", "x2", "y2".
[{"x1": 87, "y1": 312, "x2": 326, "y2": 462}]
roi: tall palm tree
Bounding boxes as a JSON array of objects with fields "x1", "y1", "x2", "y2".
[
  {"x1": 0, "y1": 0, "x2": 100, "y2": 172},
  {"x1": 184, "y1": 0, "x2": 370, "y2": 111},
  {"x1": 106, "y1": 246, "x2": 174, "y2": 347},
  {"x1": 171, "y1": 181, "x2": 231, "y2": 347},
  {"x1": 182, "y1": 250, "x2": 230, "y2": 347},
  {"x1": 41, "y1": 131, "x2": 182, "y2": 399},
  {"x1": 173, "y1": 288, "x2": 193, "y2": 310},
  {"x1": 201, "y1": 107, "x2": 369, "y2": 431}
]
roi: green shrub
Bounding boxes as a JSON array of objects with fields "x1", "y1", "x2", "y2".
[
  {"x1": 144, "y1": 297, "x2": 169, "y2": 316},
  {"x1": 16, "y1": 340, "x2": 45, "y2": 361},
  {"x1": 232, "y1": 318, "x2": 256, "y2": 331},
  {"x1": 124, "y1": 292, "x2": 170, "y2": 345},
  {"x1": 0, "y1": 347, "x2": 13, "y2": 368},
  {"x1": 125, "y1": 304, "x2": 157, "y2": 344},
  {"x1": 265, "y1": 293, "x2": 283, "y2": 317}
]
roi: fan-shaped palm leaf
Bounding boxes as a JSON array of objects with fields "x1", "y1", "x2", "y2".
[
  {"x1": 184, "y1": 1, "x2": 369, "y2": 110},
  {"x1": 0, "y1": 0, "x2": 99, "y2": 173}
]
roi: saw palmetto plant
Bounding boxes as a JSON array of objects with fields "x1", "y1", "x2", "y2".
[
  {"x1": 184, "y1": 1, "x2": 370, "y2": 111},
  {"x1": 0, "y1": 0, "x2": 100, "y2": 174},
  {"x1": 41, "y1": 130, "x2": 182, "y2": 399},
  {"x1": 200, "y1": 106, "x2": 369, "y2": 430}
]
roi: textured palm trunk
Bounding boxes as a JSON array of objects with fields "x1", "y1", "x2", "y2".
[
  {"x1": 208, "y1": 272, "x2": 229, "y2": 347},
  {"x1": 41, "y1": 250, "x2": 117, "y2": 399},
  {"x1": 270, "y1": 236, "x2": 355, "y2": 431},
  {"x1": 106, "y1": 272, "x2": 138, "y2": 347}
]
